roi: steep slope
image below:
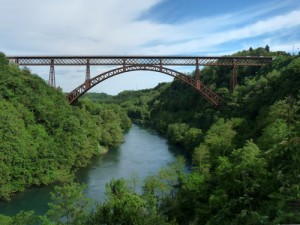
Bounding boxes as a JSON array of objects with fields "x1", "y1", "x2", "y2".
[
  {"x1": 0, "y1": 53, "x2": 130, "y2": 200},
  {"x1": 146, "y1": 49, "x2": 300, "y2": 224}
]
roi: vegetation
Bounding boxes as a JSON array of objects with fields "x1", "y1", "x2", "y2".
[
  {"x1": 146, "y1": 48, "x2": 300, "y2": 224},
  {"x1": 84, "y1": 83, "x2": 170, "y2": 124},
  {"x1": 0, "y1": 52, "x2": 130, "y2": 200},
  {"x1": 0, "y1": 47, "x2": 299, "y2": 224},
  {"x1": 82, "y1": 47, "x2": 300, "y2": 224},
  {"x1": 0, "y1": 158, "x2": 185, "y2": 225}
]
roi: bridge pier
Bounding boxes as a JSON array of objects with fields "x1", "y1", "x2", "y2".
[
  {"x1": 230, "y1": 62, "x2": 237, "y2": 92},
  {"x1": 86, "y1": 59, "x2": 90, "y2": 80},
  {"x1": 123, "y1": 59, "x2": 126, "y2": 70},
  {"x1": 160, "y1": 58, "x2": 162, "y2": 72},
  {"x1": 84, "y1": 58, "x2": 91, "y2": 89},
  {"x1": 195, "y1": 59, "x2": 201, "y2": 89},
  {"x1": 48, "y1": 59, "x2": 56, "y2": 88},
  {"x1": 14, "y1": 58, "x2": 19, "y2": 65}
]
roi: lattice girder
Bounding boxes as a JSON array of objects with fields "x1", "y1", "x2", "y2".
[{"x1": 8, "y1": 56, "x2": 272, "y2": 66}]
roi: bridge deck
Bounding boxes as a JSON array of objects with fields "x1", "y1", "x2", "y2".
[{"x1": 8, "y1": 56, "x2": 272, "y2": 66}]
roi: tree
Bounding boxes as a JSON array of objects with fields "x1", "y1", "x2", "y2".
[
  {"x1": 203, "y1": 118, "x2": 238, "y2": 160},
  {"x1": 46, "y1": 182, "x2": 92, "y2": 225},
  {"x1": 9, "y1": 211, "x2": 37, "y2": 225},
  {"x1": 167, "y1": 123, "x2": 190, "y2": 145},
  {"x1": 88, "y1": 178, "x2": 177, "y2": 225},
  {"x1": 193, "y1": 144, "x2": 211, "y2": 175},
  {"x1": 183, "y1": 127, "x2": 202, "y2": 150},
  {"x1": 265, "y1": 45, "x2": 270, "y2": 52},
  {"x1": 258, "y1": 119, "x2": 290, "y2": 150},
  {"x1": 231, "y1": 141, "x2": 268, "y2": 212}
]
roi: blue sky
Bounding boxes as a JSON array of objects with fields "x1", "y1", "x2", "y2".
[{"x1": 0, "y1": 0, "x2": 300, "y2": 94}]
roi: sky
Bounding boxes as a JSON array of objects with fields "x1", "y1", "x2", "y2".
[{"x1": 1, "y1": 0, "x2": 300, "y2": 95}]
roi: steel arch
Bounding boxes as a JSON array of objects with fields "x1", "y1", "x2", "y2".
[{"x1": 66, "y1": 65, "x2": 221, "y2": 106}]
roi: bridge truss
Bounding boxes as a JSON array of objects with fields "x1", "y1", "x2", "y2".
[{"x1": 8, "y1": 56, "x2": 272, "y2": 106}]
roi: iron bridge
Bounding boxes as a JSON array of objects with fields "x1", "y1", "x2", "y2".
[{"x1": 7, "y1": 55, "x2": 273, "y2": 106}]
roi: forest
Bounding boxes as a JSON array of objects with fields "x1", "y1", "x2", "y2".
[
  {"x1": 0, "y1": 47, "x2": 299, "y2": 224},
  {"x1": 0, "y1": 52, "x2": 130, "y2": 201}
]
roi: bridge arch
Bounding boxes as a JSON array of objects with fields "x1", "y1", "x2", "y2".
[{"x1": 66, "y1": 65, "x2": 221, "y2": 106}]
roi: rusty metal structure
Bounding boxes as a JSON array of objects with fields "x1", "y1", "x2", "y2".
[{"x1": 8, "y1": 56, "x2": 272, "y2": 106}]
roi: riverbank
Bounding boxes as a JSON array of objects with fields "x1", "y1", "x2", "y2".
[{"x1": 0, "y1": 124, "x2": 188, "y2": 216}]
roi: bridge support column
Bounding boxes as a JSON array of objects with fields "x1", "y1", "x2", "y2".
[
  {"x1": 230, "y1": 63, "x2": 237, "y2": 92},
  {"x1": 85, "y1": 59, "x2": 91, "y2": 89},
  {"x1": 160, "y1": 58, "x2": 162, "y2": 72},
  {"x1": 195, "y1": 58, "x2": 201, "y2": 89},
  {"x1": 86, "y1": 59, "x2": 90, "y2": 80},
  {"x1": 123, "y1": 59, "x2": 126, "y2": 71},
  {"x1": 48, "y1": 59, "x2": 56, "y2": 88}
]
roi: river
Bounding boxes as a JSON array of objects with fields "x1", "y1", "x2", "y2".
[{"x1": 0, "y1": 124, "x2": 189, "y2": 216}]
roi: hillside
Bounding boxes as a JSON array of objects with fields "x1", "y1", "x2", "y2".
[
  {"x1": 87, "y1": 47, "x2": 300, "y2": 224},
  {"x1": 145, "y1": 49, "x2": 300, "y2": 224},
  {"x1": 0, "y1": 53, "x2": 130, "y2": 200}
]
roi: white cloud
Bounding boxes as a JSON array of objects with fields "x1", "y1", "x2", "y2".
[
  {"x1": 140, "y1": 10, "x2": 300, "y2": 55},
  {"x1": 1, "y1": 0, "x2": 299, "y2": 55},
  {"x1": 1, "y1": 0, "x2": 300, "y2": 94}
]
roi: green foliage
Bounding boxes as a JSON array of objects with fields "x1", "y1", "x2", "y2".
[
  {"x1": 89, "y1": 179, "x2": 152, "y2": 225},
  {"x1": 10, "y1": 211, "x2": 38, "y2": 225},
  {"x1": 166, "y1": 123, "x2": 203, "y2": 150},
  {"x1": 0, "y1": 158, "x2": 182, "y2": 224},
  {"x1": 82, "y1": 48, "x2": 299, "y2": 224},
  {"x1": 167, "y1": 123, "x2": 190, "y2": 144},
  {"x1": 46, "y1": 183, "x2": 91, "y2": 225},
  {"x1": 258, "y1": 119, "x2": 290, "y2": 150},
  {"x1": 87, "y1": 159, "x2": 184, "y2": 225},
  {"x1": 231, "y1": 141, "x2": 268, "y2": 199},
  {"x1": 84, "y1": 84, "x2": 168, "y2": 124},
  {"x1": 0, "y1": 215, "x2": 11, "y2": 225},
  {"x1": 204, "y1": 118, "x2": 238, "y2": 156},
  {"x1": 193, "y1": 145, "x2": 211, "y2": 175},
  {"x1": 0, "y1": 53, "x2": 131, "y2": 200},
  {"x1": 125, "y1": 48, "x2": 300, "y2": 224}
]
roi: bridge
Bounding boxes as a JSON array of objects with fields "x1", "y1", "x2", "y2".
[{"x1": 7, "y1": 56, "x2": 272, "y2": 106}]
